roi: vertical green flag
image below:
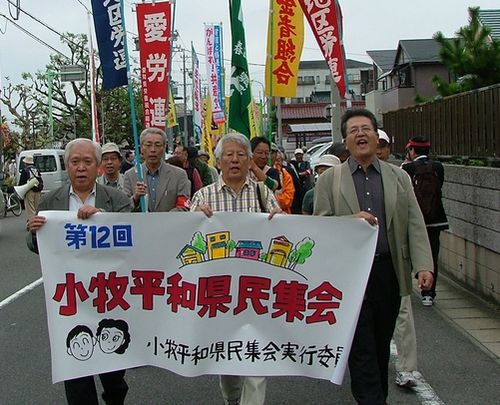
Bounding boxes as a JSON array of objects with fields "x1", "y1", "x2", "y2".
[{"x1": 229, "y1": 0, "x2": 252, "y2": 137}]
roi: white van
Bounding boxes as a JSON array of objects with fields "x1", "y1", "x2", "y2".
[{"x1": 16, "y1": 149, "x2": 68, "y2": 194}]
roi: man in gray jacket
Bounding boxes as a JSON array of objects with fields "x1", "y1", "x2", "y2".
[
  {"x1": 27, "y1": 138, "x2": 130, "y2": 405},
  {"x1": 123, "y1": 128, "x2": 191, "y2": 212},
  {"x1": 314, "y1": 109, "x2": 433, "y2": 405}
]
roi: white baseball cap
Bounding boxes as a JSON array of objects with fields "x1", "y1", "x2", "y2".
[
  {"x1": 315, "y1": 154, "x2": 341, "y2": 169},
  {"x1": 378, "y1": 129, "x2": 391, "y2": 144}
]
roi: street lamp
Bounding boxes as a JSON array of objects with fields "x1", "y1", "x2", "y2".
[{"x1": 47, "y1": 65, "x2": 86, "y2": 140}]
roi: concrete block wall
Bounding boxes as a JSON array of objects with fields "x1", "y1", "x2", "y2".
[{"x1": 440, "y1": 165, "x2": 500, "y2": 306}]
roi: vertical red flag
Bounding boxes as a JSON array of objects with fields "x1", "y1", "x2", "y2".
[
  {"x1": 136, "y1": 2, "x2": 172, "y2": 131},
  {"x1": 298, "y1": 0, "x2": 347, "y2": 98}
]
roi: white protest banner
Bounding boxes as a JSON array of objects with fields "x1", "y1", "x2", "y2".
[{"x1": 37, "y1": 211, "x2": 377, "y2": 384}]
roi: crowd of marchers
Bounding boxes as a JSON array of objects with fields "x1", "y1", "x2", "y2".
[{"x1": 23, "y1": 108, "x2": 446, "y2": 405}]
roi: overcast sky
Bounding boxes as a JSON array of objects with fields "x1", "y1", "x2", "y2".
[{"x1": 0, "y1": 0, "x2": 499, "y2": 105}]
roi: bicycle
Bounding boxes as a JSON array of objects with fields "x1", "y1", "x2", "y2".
[{"x1": 1, "y1": 186, "x2": 22, "y2": 217}]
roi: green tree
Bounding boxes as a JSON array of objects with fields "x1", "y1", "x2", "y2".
[
  {"x1": 0, "y1": 33, "x2": 143, "y2": 148},
  {"x1": 288, "y1": 237, "x2": 315, "y2": 270},
  {"x1": 191, "y1": 231, "x2": 207, "y2": 254},
  {"x1": 432, "y1": 7, "x2": 500, "y2": 97}
]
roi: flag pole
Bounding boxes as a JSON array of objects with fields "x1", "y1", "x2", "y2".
[
  {"x1": 166, "y1": 0, "x2": 177, "y2": 152},
  {"x1": 120, "y1": 0, "x2": 146, "y2": 212},
  {"x1": 267, "y1": 0, "x2": 274, "y2": 144},
  {"x1": 87, "y1": 11, "x2": 100, "y2": 144}
]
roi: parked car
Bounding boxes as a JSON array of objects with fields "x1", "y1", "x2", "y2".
[
  {"x1": 16, "y1": 149, "x2": 68, "y2": 194},
  {"x1": 309, "y1": 142, "x2": 333, "y2": 172},
  {"x1": 304, "y1": 142, "x2": 328, "y2": 157}
]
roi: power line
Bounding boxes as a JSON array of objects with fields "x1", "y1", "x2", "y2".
[
  {"x1": 0, "y1": 12, "x2": 71, "y2": 60},
  {"x1": 6, "y1": 0, "x2": 86, "y2": 52}
]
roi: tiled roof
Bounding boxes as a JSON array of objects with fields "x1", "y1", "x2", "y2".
[
  {"x1": 477, "y1": 9, "x2": 500, "y2": 39},
  {"x1": 281, "y1": 103, "x2": 329, "y2": 120},
  {"x1": 397, "y1": 39, "x2": 443, "y2": 64},
  {"x1": 281, "y1": 101, "x2": 366, "y2": 120},
  {"x1": 366, "y1": 50, "x2": 397, "y2": 72}
]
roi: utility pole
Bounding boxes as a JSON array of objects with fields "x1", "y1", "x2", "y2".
[
  {"x1": 330, "y1": 78, "x2": 341, "y2": 142},
  {"x1": 182, "y1": 49, "x2": 188, "y2": 146}
]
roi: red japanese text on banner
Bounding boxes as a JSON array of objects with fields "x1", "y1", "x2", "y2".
[
  {"x1": 136, "y1": 2, "x2": 172, "y2": 131},
  {"x1": 265, "y1": 0, "x2": 304, "y2": 98},
  {"x1": 298, "y1": 0, "x2": 347, "y2": 98}
]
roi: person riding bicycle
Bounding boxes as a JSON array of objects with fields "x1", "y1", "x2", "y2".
[{"x1": 19, "y1": 154, "x2": 43, "y2": 221}]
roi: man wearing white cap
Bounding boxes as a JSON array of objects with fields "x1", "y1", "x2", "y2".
[
  {"x1": 376, "y1": 129, "x2": 392, "y2": 161},
  {"x1": 19, "y1": 154, "x2": 43, "y2": 221},
  {"x1": 302, "y1": 154, "x2": 341, "y2": 215},
  {"x1": 375, "y1": 129, "x2": 419, "y2": 388},
  {"x1": 97, "y1": 142, "x2": 125, "y2": 191}
]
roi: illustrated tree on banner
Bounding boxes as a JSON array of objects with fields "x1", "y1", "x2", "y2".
[
  {"x1": 228, "y1": 0, "x2": 253, "y2": 138},
  {"x1": 298, "y1": 0, "x2": 347, "y2": 99}
]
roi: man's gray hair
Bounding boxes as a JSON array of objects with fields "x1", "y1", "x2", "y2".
[
  {"x1": 214, "y1": 132, "x2": 252, "y2": 160},
  {"x1": 65, "y1": 138, "x2": 102, "y2": 165},
  {"x1": 140, "y1": 128, "x2": 167, "y2": 145}
]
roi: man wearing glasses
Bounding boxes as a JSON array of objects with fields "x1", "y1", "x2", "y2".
[
  {"x1": 123, "y1": 128, "x2": 191, "y2": 212},
  {"x1": 314, "y1": 109, "x2": 434, "y2": 405}
]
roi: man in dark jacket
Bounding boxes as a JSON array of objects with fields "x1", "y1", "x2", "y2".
[{"x1": 402, "y1": 136, "x2": 448, "y2": 307}]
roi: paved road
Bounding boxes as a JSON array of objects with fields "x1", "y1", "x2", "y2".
[{"x1": 1, "y1": 213, "x2": 499, "y2": 404}]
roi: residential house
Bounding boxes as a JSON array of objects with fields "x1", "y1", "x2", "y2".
[
  {"x1": 177, "y1": 244, "x2": 204, "y2": 266},
  {"x1": 365, "y1": 39, "x2": 452, "y2": 123},
  {"x1": 235, "y1": 240, "x2": 263, "y2": 261},
  {"x1": 294, "y1": 59, "x2": 373, "y2": 103},
  {"x1": 477, "y1": 9, "x2": 500, "y2": 40},
  {"x1": 266, "y1": 235, "x2": 293, "y2": 268},
  {"x1": 206, "y1": 231, "x2": 231, "y2": 260}
]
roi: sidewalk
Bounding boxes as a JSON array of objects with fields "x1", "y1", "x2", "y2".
[{"x1": 420, "y1": 275, "x2": 500, "y2": 363}]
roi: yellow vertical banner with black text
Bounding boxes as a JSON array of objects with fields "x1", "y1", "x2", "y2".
[
  {"x1": 167, "y1": 89, "x2": 178, "y2": 128},
  {"x1": 201, "y1": 97, "x2": 215, "y2": 166},
  {"x1": 265, "y1": 0, "x2": 304, "y2": 97}
]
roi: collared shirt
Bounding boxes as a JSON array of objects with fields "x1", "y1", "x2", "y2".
[
  {"x1": 348, "y1": 157, "x2": 389, "y2": 254},
  {"x1": 190, "y1": 175, "x2": 279, "y2": 213},
  {"x1": 97, "y1": 173, "x2": 125, "y2": 191},
  {"x1": 146, "y1": 167, "x2": 160, "y2": 212},
  {"x1": 69, "y1": 184, "x2": 97, "y2": 211}
]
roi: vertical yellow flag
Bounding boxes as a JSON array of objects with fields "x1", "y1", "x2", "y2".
[
  {"x1": 248, "y1": 101, "x2": 259, "y2": 138},
  {"x1": 201, "y1": 97, "x2": 215, "y2": 166},
  {"x1": 265, "y1": 0, "x2": 304, "y2": 97},
  {"x1": 167, "y1": 89, "x2": 178, "y2": 128}
]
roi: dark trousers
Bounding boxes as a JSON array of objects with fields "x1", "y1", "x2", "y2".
[
  {"x1": 348, "y1": 256, "x2": 401, "y2": 405},
  {"x1": 422, "y1": 228, "x2": 441, "y2": 299},
  {"x1": 64, "y1": 370, "x2": 128, "y2": 405}
]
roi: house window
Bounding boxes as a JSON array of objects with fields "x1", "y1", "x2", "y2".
[
  {"x1": 303, "y1": 75, "x2": 315, "y2": 85},
  {"x1": 316, "y1": 75, "x2": 320, "y2": 84},
  {"x1": 210, "y1": 236, "x2": 216, "y2": 242},
  {"x1": 325, "y1": 75, "x2": 331, "y2": 84},
  {"x1": 347, "y1": 73, "x2": 361, "y2": 84},
  {"x1": 220, "y1": 234, "x2": 226, "y2": 240}
]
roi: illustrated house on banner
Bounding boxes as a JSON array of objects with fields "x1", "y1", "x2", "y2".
[
  {"x1": 235, "y1": 240, "x2": 263, "y2": 261},
  {"x1": 176, "y1": 244, "x2": 204, "y2": 266},
  {"x1": 266, "y1": 235, "x2": 293, "y2": 267},
  {"x1": 206, "y1": 231, "x2": 231, "y2": 260}
]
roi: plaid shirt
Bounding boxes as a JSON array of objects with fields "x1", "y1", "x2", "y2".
[{"x1": 190, "y1": 175, "x2": 278, "y2": 213}]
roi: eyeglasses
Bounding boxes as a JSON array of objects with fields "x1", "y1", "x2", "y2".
[
  {"x1": 253, "y1": 150, "x2": 270, "y2": 156},
  {"x1": 142, "y1": 142, "x2": 165, "y2": 149},
  {"x1": 347, "y1": 126, "x2": 375, "y2": 136}
]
